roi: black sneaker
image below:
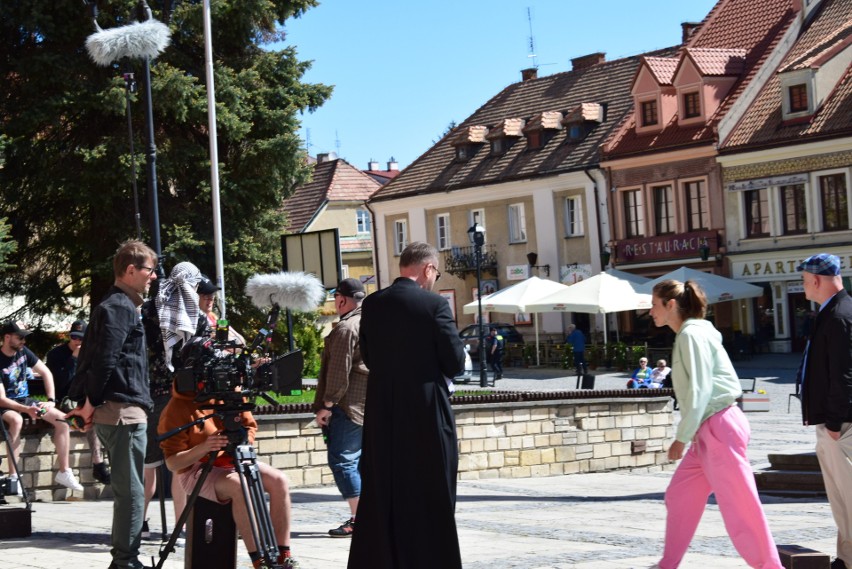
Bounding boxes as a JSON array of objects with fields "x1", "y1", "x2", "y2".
[
  {"x1": 328, "y1": 518, "x2": 354, "y2": 537},
  {"x1": 93, "y1": 462, "x2": 111, "y2": 485},
  {"x1": 141, "y1": 519, "x2": 151, "y2": 539}
]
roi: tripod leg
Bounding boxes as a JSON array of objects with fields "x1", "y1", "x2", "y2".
[
  {"x1": 0, "y1": 412, "x2": 31, "y2": 509},
  {"x1": 156, "y1": 458, "x2": 215, "y2": 569},
  {"x1": 234, "y1": 444, "x2": 279, "y2": 567},
  {"x1": 157, "y1": 462, "x2": 169, "y2": 541}
]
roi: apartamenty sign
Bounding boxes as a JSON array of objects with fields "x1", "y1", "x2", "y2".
[{"x1": 731, "y1": 251, "x2": 852, "y2": 282}]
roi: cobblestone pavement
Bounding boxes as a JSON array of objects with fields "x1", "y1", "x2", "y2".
[{"x1": 1, "y1": 352, "x2": 839, "y2": 569}]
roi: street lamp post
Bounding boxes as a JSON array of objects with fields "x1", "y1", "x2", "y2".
[{"x1": 468, "y1": 223, "x2": 488, "y2": 387}]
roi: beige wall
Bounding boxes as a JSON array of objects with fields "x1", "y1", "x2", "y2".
[{"x1": 13, "y1": 396, "x2": 674, "y2": 502}]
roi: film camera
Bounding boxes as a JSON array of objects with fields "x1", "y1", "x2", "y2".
[{"x1": 174, "y1": 321, "x2": 303, "y2": 403}]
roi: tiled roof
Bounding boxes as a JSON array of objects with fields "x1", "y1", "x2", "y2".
[
  {"x1": 451, "y1": 125, "x2": 490, "y2": 145},
  {"x1": 486, "y1": 118, "x2": 526, "y2": 139},
  {"x1": 604, "y1": 0, "x2": 797, "y2": 159},
  {"x1": 643, "y1": 56, "x2": 679, "y2": 85},
  {"x1": 563, "y1": 103, "x2": 604, "y2": 124},
  {"x1": 722, "y1": 0, "x2": 852, "y2": 150},
  {"x1": 523, "y1": 111, "x2": 564, "y2": 132},
  {"x1": 340, "y1": 236, "x2": 374, "y2": 253},
  {"x1": 370, "y1": 48, "x2": 677, "y2": 202},
  {"x1": 283, "y1": 159, "x2": 381, "y2": 232},
  {"x1": 364, "y1": 169, "x2": 401, "y2": 184},
  {"x1": 683, "y1": 47, "x2": 746, "y2": 75}
]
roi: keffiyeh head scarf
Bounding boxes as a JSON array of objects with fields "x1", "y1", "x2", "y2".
[{"x1": 155, "y1": 261, "x2": 202, "y2": 369}]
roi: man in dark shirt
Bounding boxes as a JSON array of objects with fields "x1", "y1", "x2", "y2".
[
  {"x1": 67, "y1": 239, "x2": 157, "y2": 569},
  {"x1": 46, "y1": 319, "x2": 110, "y2": 484},
  {"x1": 0, "y1": 320, "x2": 83, "y2": 492}
]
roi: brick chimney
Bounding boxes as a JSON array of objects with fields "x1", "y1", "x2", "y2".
[
  {"x1": 681, "y1": 22, "x2": 700, "y2": 43},
  {"x1": 521, "y1": 68, "x2": 538, "y2": 82},
  {"x1": 317, "y1": 152, "x2": 337, "y2": 163},
  {"x1": 571, "y1": 52, "x2": 605, "y2": 71}
]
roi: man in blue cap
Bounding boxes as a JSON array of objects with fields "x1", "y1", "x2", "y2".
[{"x1": 796, "y1": 253, "x2": 852, "y2": 569}]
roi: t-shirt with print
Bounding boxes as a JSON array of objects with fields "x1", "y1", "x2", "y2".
[{"x1": 0, "y1": 346, "x2": 39, "y2": 401}]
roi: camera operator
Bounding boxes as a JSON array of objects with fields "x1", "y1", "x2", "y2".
[{"x1": 158, "y1": 380, "x2": 300, "y2": 569}]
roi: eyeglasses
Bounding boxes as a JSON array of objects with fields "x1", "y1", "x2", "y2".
[
  {"x1": 428, "y1": 264, "x2": 442, "y2": 282},
  {"x1": 640, "y1": 360, "x2": 648, "y2": 364},
  {"x1": 136, "y1": 265, "x2": 157, "y2": 274}
]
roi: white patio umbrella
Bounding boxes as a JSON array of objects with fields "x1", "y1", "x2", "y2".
[
  {"x1": 605, "y1": 268, "x2": 651, "y2": 286},
  {"x1": 526, "y1": 273, "x2": 652, "y2": 344},
  {"x1": 462, "y1": 276, "x2": 570, "y2": 366},
  {"x1": 637, "y1": 266, "x2": 763, "y2": 304}
]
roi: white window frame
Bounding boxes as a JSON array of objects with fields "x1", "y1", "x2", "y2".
[
  {"x1": 508, "y1": 203, "x2": 527, "y2": 243},
  {"x1": 436, "y1": 213, "x2": 450, "y2": 251},
  {"x1": 393, "y1": 219, "x2": 408, "y2": 256},
  {"x1": 564, "y1": 196, "x2": 584, "y2": 237},
  {"x1": 812, "y1": 168, "x2": 852, "y2": 233},
  {"x1": 356, "y1": 209, "x2": 371, "y2": 234},
  {"x1": 470, "y1": 209, "x2": 486, "y2": 243}
]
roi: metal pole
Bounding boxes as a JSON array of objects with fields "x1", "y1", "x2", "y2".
[
  {"x1": 138, "y1": 2, "x2": 163, "y2": 278},
  {"x1": 202, "y1": 0, "x2": 227, "y2": 317},
  {"x1": 476, "y1": 244, "x2": 488, "y2": 388}
]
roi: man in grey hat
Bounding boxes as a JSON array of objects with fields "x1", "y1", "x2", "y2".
[
  {"x1": 796, "y1": 253, "x2": 852, "y2": 569},
  {"x1": 314, "y1": 277, "x2": 368, "y2": 537},
  {"x1": 46, "y1": 319, "x2": 110, "y2": 484}
]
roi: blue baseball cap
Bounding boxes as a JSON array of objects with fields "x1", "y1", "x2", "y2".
[{"x1": 796, "y1": 253, "x2": 841, "y2": 276}]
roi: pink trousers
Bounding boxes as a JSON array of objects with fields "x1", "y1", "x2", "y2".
[{"x1": 659, "y1": 405, "x2": 782, "y2": 569}]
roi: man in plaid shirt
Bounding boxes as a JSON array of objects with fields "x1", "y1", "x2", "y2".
[{"x1": 313, "y1": 277, "x2": 368, "y2": 537}]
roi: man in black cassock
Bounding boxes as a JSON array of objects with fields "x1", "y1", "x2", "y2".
[{"x1": 348, "y1": 241, "x2": 465, "y2": 569}]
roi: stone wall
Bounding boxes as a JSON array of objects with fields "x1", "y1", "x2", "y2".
[{"x1": 8, "y1": 396, "x2": 674, "y2": 502}]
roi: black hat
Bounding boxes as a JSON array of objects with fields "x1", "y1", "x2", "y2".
[
  {"x1": 197, "y1": 275, "x2": 221, "y2": 295},
  {"x1": 1, "y1": 321, "x2": 32, "y2": 338},
  {"x1": 69, "y1": 319, "x2": 87, "y2": 339},
  {"x1": 335, "y1": 278, "x2": 366, "y2": 300}
]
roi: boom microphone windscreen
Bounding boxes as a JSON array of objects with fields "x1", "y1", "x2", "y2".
[
  {"x1": 245, "y1": 272, "x2": 326, "y2": 312},
  {"x1": 85, "y1": 19, "x2": 171, "y2": 66}
]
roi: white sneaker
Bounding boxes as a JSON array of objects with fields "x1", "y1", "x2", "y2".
[{"x1": 55, "y1": 469, "x2": 84, "y2": 491}]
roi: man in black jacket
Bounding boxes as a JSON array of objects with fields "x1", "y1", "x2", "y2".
[
  {"x1": 797, "y1": 253, "x2": 852, "y2": 569},
  {"x1": 348, "y1": 242, "x2": 465, "y2": 569},
  {"x1": 68, "y1": 239, "x2": 157, "y2": 569}
]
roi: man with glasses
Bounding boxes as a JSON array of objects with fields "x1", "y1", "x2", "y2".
[
  {"x1": 67, "y1": 239, "x2": 157, "y2": 569},
  {"x1": 47, "y1": 319, "x2": 110, "y2": 484},
  {"x1": 349, "y1": 242, "x2": 465, "y2": 569}
]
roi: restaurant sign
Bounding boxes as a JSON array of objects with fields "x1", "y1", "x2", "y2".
[{"x1": 614, "y1": 230, "x2": 717, "y2": 265}]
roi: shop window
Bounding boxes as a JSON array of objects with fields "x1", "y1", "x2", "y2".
[
  {"x1": 820, "y1": 173, "x2": 849, "y2": 231},
  {"x1": 653, "y1": 185, "x2": 674, "y2": 235},
  {"x1": 684, "y1": 180, "x2": 709, "y2": 231},
  {"x1": 623, "y1": 189, "x2": 645, "y2": 238},
  {"x1": 745, "y1": 189, "x2": 769, "y2": 237},
  {"x1": 780, "y1": 184, "x2": 806, "y2": 235}
]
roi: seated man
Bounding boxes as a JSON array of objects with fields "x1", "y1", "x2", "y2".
[
  {"x1": 0, "y1": 321, "x2": 83, "y2": 492},
  {"x1": 158, "y1": 380, "x2": 299, "y2": 569}
]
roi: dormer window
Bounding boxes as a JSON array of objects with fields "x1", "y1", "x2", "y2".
[
  {"x1": 641, "y1": 100, "x2": 658, "y2": 126},
  {"x1": 789, "y1": 84, "x2": 808, "y2": 113},
  {"x1": 683, "y1": 92, "x2": 701, "y2": 119},
  {"x1": 486, "y1": 118, "x2": 524, "y2": 156},
  {"x1": 450, "y1": 125, "x2": 489, "y2": 162},
  {"x1": 561, "y1": 103, "x2": 602, "y2": 143},
  {"x1": 523, "y1": 111, "x2": 562, "y2": 150}
]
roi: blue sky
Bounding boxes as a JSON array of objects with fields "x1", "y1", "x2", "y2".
[{"x1": 273, "y1": 0, "x2": 718, "y2": 171}]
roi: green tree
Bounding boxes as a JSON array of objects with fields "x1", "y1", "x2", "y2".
[{"x1": 0, "y1": 0, "x2": 332, "y2": 344}]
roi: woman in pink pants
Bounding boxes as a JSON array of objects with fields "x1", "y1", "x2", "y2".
[{"x1": 650, "y1": 279, "x2": 782, "y2": 569}]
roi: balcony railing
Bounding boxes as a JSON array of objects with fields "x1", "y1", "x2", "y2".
[{"x1": 444, "y1": 244, "x2": 498, "y2": 278}]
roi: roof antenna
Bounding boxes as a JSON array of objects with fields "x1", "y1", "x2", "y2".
[
  {"x1": 335, "y1": 130, "x2": 342, "y2": 157},
  {"x1": 527, "y1": 7, "x2": 538, "y2": 69}
]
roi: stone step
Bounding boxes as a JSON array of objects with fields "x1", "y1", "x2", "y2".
[
  {"x1": 766, "y1": 451, "x2": 821, "y2": 472},
  {"x1": 754, "y1": 469, "x2": 826, "y2": 495}
]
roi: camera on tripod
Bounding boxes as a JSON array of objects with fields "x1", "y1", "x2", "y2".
[{"x1": 174, "y1": 327, "x2": 304, "y2": 402}]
